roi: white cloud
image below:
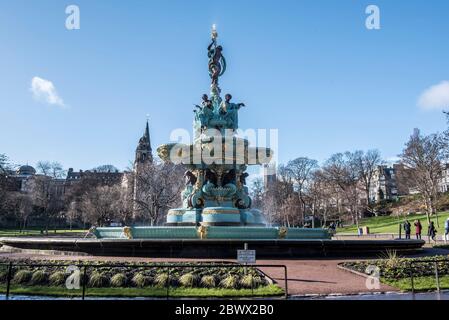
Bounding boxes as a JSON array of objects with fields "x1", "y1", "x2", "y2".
[
  {"x1": 418, "y1": 81, "x2": 449, "y2": 111},
  {"x1": 30, "y1": 76, "x2": 65, "y2": 107}
]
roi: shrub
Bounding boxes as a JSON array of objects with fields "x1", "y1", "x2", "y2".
[
  {"x1": 88, "y1": 271, "x2": 108, "y2": 288},
  {"x1": 219, "y1": 275, "x2": 238, "y2": 289},
  {"x1": 12, "y1": 270, "x2": 32, "y2": 284},
  {"x1": 380, "y1": 249, "x2": 400, "y2": 268},
  {"x1": 239, "y1": 274, "x2": 262, "y2": 288},
  {"x1": 154, "y1": 273, "x2": 169, "y2": 287},
  {"x1": 200, "y1": 275, "x2": 216, "y2": 288},
  {"x1": 0, "y1": 271, "x2": 8, "y2": 283},
  {"x1": 49, "y1": 271, "x2": 66, "y2": 286},
  {"x1": 132, "y1": 273, "x2": 150, "y2": 288},
  {"x1": 179, "y1": 273, "x2": 198, "y2": 288},
  {"x1": 30, "y1": 270, "x2": 48, "y2": 285},
  {"x1": 110, "y1": 273, "x2": 127, "y2": 287}
]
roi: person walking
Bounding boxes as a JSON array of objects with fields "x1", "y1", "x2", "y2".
[
  {"x1": 428, "y1": 221, "x2": 437, "y2": 243},
  {"x1": 414, "y1": 220, "x2": 422, "y2": 240},
  {"x1": 403, "y1": 220, "x2": 411, "y2": 239}
]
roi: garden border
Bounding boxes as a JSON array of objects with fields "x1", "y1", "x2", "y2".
[{"x1": 0, "y1": 261, "x2": 288, "y2": 300}]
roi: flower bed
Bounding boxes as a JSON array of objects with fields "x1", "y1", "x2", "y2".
[
  {"x1": 341, "y1": 255, "x2": 449, "y2": 281},
  {"x1": 0, "y1": 259, "x2": 275, "y2": 293}
]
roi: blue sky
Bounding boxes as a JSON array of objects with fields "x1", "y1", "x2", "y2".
[{"x1": 1, "y1": 0, "x2": 448, "y2": 171}]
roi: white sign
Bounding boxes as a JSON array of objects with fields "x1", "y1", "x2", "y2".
[{"x1": 237, "y1": 249, "x2": 256, "y2": 264}]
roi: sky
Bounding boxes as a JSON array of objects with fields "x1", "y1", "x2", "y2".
[{"x1": 1, "y1": 0, "x2": 449, "y2": 172}]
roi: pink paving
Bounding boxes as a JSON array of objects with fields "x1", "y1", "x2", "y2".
[{"x1": 0, "y1": 252, "x2": 397, "y2": 296}]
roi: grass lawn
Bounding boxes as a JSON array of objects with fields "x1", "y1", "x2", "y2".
[
  {"x1": 337, "y1": 211, "x2": 449, "y2": 235},
  {"x1": 383, "y1": 275, "x2": 449, "y2": 292},
  {"x1": 0, "y1": 284, "x2": 284, "y2": 298},
  {"x1": 0, "y1": 229, "x2": 87, "y2": 237}
]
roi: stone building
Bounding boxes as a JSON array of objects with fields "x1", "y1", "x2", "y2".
[
  {"x1": 368, "y1": 165, "x2": 399, "y2": 203},
  {"x1": 438, "y1": 163, "x2": 449, "y2": 193},
  {"x1": 65, "y1": 167, "x2": 123, "y2": 188},
  {"x1": 263, "y1": 163, "x2": 277, "y2": 191}
]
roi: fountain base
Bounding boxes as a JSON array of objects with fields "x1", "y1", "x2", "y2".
[{"x1": 0, "y1": 237, "x2": 425, "y2": 258}]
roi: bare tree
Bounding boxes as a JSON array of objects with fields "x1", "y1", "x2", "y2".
[
  {"x1": 65, "y1": 201, "x2": 80, "y2": 230},
  {"x1": 92, "y1": 164, "x2": 119, "y2": 173},
  {"x1": 29, "y1": 175, "x2": 64, "y2": 232},
  {"x1": 36, "y1": 161, "x2": 66, "y2": 178},
  {"x1": 263, "y1": 166, "x2": 298, "y2": 227},
  {"x1": 9, "y1": 192, "x2": 33, "y2": 232},
  {"x1": 0, "y1": 153, "x2": 12, "y2": 173},
  {"x1": 250, "y1": 178, "x2": 264, "y2": 210},
  {"x1": 133, "y1": 162, "x2": 184, "y2": 226},
  {"x1": 400, "y1": 129, "x2": 445, "y2": 225},
  {"x1": 286, "y1": 157, "x2": 318, "y2": 224},
  {"x1": 305, "y1": 169, "x2": 332, "y2": 227},
  {"x1": 352, "y1": 149, "x2": 383, "y2": 214},
  {"x1": 79, "y1": 185, "x2": 122, "y2": 226},
  {"x1": 36, "y1": 161, "x2": 51, "y2": 176},
  {"x1": 322, "y1": 152, "x2": 362, "y2": 228}
]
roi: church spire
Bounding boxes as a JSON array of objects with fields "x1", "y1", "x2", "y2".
[
  {"x1": 144, "y1": 119, "x2": 150, "y2": 150},
  {"x1": 134, "y1": 119, "x2": 153, "y2": 165}
]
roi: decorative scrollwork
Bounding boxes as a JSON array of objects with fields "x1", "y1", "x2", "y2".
[
  {"x1": 123, "y1": 226, "x2": 133, "y2": 239},
  {"x1": 278, "y1": 227, "x2": 288, "y2": 239},
  {"x1": 197, "y1": 225, "x2": 208, "y2": 239}
]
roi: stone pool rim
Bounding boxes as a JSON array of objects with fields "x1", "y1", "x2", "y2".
[{"x1": 0, "y1": 237, "x2": 425, "y2": 258}]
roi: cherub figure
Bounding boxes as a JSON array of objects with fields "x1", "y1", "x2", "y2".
[
  {"x1": 194, "y1": 94, "x2": 214, "y2": 129},
  {"x1": 219, "y1": 94, "x2": 246, "y2": 130},
  {"x1": 184, "y1": 171, "x2": 197, "y2": 186}
]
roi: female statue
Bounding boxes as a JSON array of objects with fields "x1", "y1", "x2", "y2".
[{"x1": 208, "y1": 40, "x2": 226, "y2": 87}]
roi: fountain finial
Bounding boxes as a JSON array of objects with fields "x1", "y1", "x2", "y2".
[{"x1": 211, "y1": 24, "x2": 218, "y2": 40}]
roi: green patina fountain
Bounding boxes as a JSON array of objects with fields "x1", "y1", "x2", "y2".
[{"x1": 93, "y1": 26, "x2": 330, "y2": 241}]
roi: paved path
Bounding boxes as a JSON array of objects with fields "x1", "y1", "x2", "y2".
[
  {"x1": 0, "y1": 252, "x2": 397, "y2": 296},
  {"x1": 257, "y1": 259, "x2": 396, "y2": 296}
]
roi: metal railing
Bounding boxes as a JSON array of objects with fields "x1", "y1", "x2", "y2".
[
  {"x1": 407, "y1": 258, "x2": 449, "y2": 293},
  {"x1": 0, "y1": 262, "x2": 288, "y2": 300}
]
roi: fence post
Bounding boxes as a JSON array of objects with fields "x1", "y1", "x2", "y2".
[
  {"x1": 398, "y1": 224, "x2": 402, "y2": 240},
  {"x1": 5, "y1": 262, "x2": 13, "y2": 300},
  {"x1": 82, "y1": 266, "x2": 87, "y2": 300},
  {"x1": 251, "y1": 271, "x2": 254, "y2": 296},
  {"x1": 434, "y1": 262, "x2": 440, "y2": 292},
  {"x1": 166, "y1": 266, "x2": 171, "y2": 300},
  {"x1": 409, "y1": 262, "x2": 414, "y2": 294},
  {"x1": 284, "y1": 266, "x2": 288, "y2": 299}
]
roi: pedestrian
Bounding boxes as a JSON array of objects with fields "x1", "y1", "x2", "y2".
[
  {"x1": 428, "y1": 221, "x2": 437, "y2": 243},
  {"x1": 414, "y1": 220, "x2": 422, "y2": 240},
  {"x1": 445, "y1": 218, "x2": 449, "y2": 243},
  {"x1": 403, "y1": 220, "x2": 411, "y2": 239}
]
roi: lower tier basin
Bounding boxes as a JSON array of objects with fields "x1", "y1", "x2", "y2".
[{"x1": 91, "y1": 226, "x2": 332, "y2": 240}]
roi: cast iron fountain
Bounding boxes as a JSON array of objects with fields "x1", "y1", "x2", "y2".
[
  {"x1": 92, "y1": 26, "x2": 330, "y2": 241},
  {"x1": 0, "y1": 28, "x2": 425, "y2": 258}
]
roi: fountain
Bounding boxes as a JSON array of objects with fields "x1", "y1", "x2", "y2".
[
  {"x1": 92, "y1": 26, "x2": 330, "y2": 242},
  {"x1": 0, "y1": 27, "x2": 425, "y2": 258}
]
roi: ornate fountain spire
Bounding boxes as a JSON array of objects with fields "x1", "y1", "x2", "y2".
[{"x1": 207, "y1": 24, "x2": 226, "y2": 93}]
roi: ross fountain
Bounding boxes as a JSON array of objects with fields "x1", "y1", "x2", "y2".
[
  {"x1": 0, "y1": 27, "x2": 424, "y2": 258},
  {"x1": 92, "y1": 26, "x2": 330, "y2": 241}
]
